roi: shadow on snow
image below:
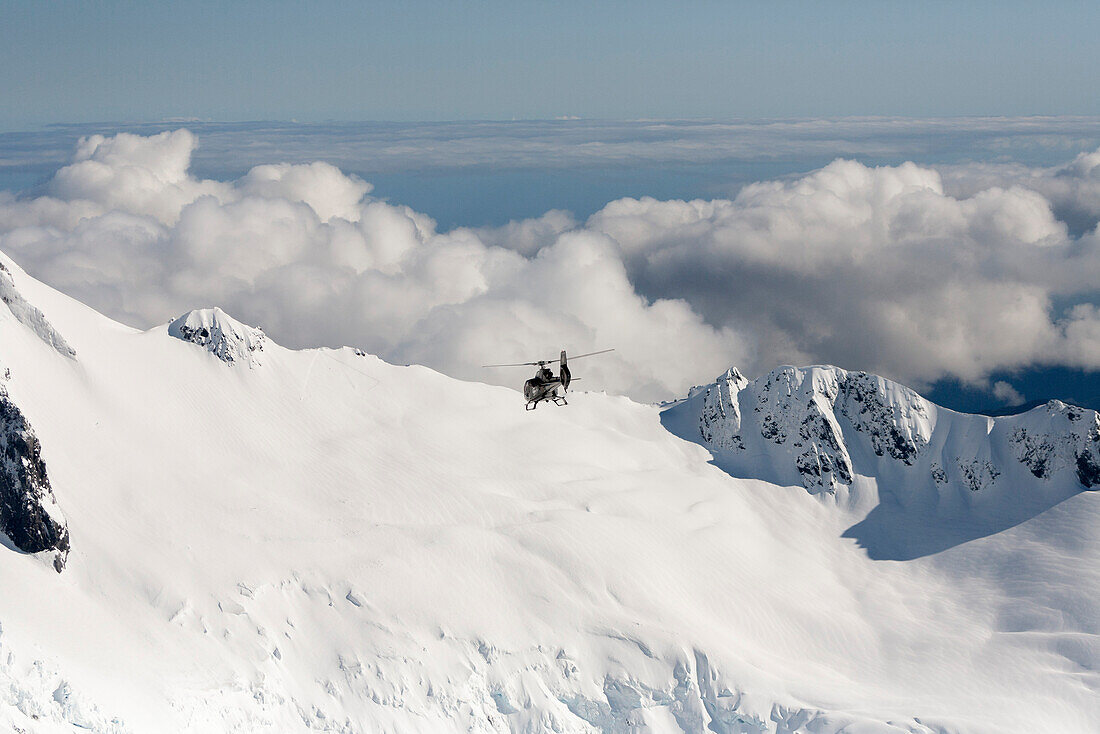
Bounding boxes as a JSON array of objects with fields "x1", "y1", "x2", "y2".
[{"x1": 659, "y1": 401, "x2": 1089, "y2": 562}]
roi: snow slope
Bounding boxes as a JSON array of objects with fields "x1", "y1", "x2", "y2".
[{"x1": 0, "y1": 251, "x2": 1098, "y2": 733}]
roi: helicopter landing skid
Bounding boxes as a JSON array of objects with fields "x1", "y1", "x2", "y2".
[{"x1": 525, "y1": 396, "x2": 568, "y2": 410}]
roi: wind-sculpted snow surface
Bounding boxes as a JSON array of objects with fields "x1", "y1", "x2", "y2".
[{"x1": 1, "y1": 256, "x2": 1099, "y2": 733}]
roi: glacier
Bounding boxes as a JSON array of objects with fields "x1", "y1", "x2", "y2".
[{"x1": 0, "y1": 250, "x2": 1098, "y2": 733}]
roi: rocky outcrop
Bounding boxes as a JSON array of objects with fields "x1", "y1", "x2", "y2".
[
  {"x1": 168, "y1": 308, "x2": 266, "y2": 367},
  {"x1": 693, "y1": 365, "x2": 933, "y2": 495},
  {"x1": 0, "y1": 377, "x2": 69, "y2": 572},
  {"x1": 699, "y1": 368, "x2": 748, "y2": 450},
  {"x1": 834, "y1": 371, "x2": 929, "y2": 465},
  {"x1": 1007, "y1": 401, "x2": 1100, "y2": 488}
]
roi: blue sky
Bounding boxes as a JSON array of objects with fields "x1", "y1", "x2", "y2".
[{"x1": 3, "y1": 1, "x2": 1100, "y2": 129}]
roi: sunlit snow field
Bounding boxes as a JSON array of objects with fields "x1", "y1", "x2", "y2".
[{"x1": 2, "y1": 252, "x2": 1099, "y2": 732}]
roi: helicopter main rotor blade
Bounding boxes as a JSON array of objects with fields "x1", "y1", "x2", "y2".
[
  {"x1": 483, "y1": 349, "x2": 612, "y2": 368},
  {"x1": 567, "y1": 348, "x2": 615, "y2": 361},
  {"x1": 481, "y1": 360, "x2": 550, "y2": 368}
]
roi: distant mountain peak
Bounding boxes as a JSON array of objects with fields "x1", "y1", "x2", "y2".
[
  {"x1": 670, "y1": 364, "x2": 1100, "y2": 500},
  {"x1": 168, "y1": 308, "x2": 266, "y2": 367}
]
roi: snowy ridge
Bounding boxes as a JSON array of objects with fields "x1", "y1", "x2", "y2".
[
  {"x1": 1009, "y1": 400, "x2": 1100, "y2": 485},
  {"x1": 0, "y1": 259, "x2": 76, "y2": 360},
  {"x1": 168, "y1": 308, "x2": 266, "y2": 367},
  {"x1": 0, "y1": 254, "x2": 1098, "y2": 732},
  {"x1": 676, "y1": 364, "x2": 1100, "y2": 497}
]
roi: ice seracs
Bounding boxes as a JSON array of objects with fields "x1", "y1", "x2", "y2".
[{"x1": 168, "y1": 307, "x2": 266, "y2": 367}]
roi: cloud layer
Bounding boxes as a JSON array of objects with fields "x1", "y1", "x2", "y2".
[
  {"x1": 8, "y1": 118, "x2": 1100, "y2": 184},
  {"x1": 589, "y1": 158, "x2": 1100, "y2": 387},
  {"x1": 0, "y1": 130, "x2": 742, "y2": 402},
  {"x1": 2, "y1": 128, "x2": 1100, "y2": 402}
]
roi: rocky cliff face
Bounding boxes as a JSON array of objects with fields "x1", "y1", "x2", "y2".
[
  {"x1": 1007, "y1": 401, "x2": 1100, "y2": 487},
  {"x1": 672, "y1": 365, "x2": 1100, "y2": 502},
  {"x1": 0, "y1": 376, "x2": 69, "y2": 572},
  {"x1": 168, "y1": 308, "x2": 266, "y2": 367}
]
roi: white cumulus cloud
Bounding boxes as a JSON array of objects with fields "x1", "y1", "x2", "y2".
[
  {"x1": 2, "y1": 129, "x2": 1100, "y2": 401},
  {"x1": 587, "y1": 157, "x2": 1100, "y2": 388},
  {"x1": 0, "y1": 130, "x2": 743, "y2": 402},
  {"x1": 992, "y1": 381, "x2": 1027, "y2": 407}
]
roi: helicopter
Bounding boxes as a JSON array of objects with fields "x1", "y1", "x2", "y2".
[{"x1": 483, "y1": 349, "x2": 614, "y2": 410}]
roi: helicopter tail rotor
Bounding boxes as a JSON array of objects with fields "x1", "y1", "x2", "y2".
[{"x1": 560, "y1": 350, "x2": 571, "y2": 391}]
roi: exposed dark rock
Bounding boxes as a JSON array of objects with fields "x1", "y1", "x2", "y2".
[
  {"x1": 698, "y1": 369, "x2": 748, "y2": 452},
  {"x1": 1076, "y1": 453, "x2": 1100, "y2": 488},
  {"x1": 760, "y1": 414, "x2": 785, "y2": 443},
  {"x1": 836, "y1": 372, "x2": 925, "y2": 465},
  {"x1": 956, "y1": 458, "x2": 1000, "y2": 492},
  {"x1": 1011, "y1": 427, "x2": 1056, "y2": 479},
  {"x1": 699, "y1": 387, "x2": 725, "y2": 444},
  {"x1": 796, "y1": 447, "x2": 850, "y2": 492},
  {"x1": 168, "y1": 308, "x2": 265, "y2": 367},
  {"x1": 1077, "y1": 421, "x2": 1100, "y2": 488},
  {"x1": 797, "y1": 407, "x2": 852, "y2": 485},
  {"x1": 689, "y1": 363, "x2": 1100, "y2": 502},
  {"x1": 0, "y1": 383, "x2": 69, "y2": 571}
]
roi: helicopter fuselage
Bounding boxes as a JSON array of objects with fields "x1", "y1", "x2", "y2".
[{"x1": 523, "y1": 374, "x2": 566, "y2": 409}]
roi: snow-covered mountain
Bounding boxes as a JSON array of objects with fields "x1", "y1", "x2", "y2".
[
  {"x1": 1, "y1": 249, "x2": 1099, "y2": 733},
  {"x1": 662, "y1": 366, "x2": 1100, "y2": 559}
]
